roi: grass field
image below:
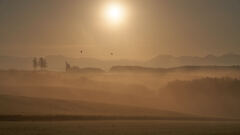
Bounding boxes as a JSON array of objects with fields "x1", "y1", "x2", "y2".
[
  {"x1": 1, "y1": 71, "x2": 240, "y2": 135},
  {"x1": 1, "y1": 120, "x2": 240, "y2": 135}
]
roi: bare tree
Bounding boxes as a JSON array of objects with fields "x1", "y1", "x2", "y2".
[
  {"x1": 42, "y1": 58, "x2": 47, "y2": 70},
  {"x1": 32, "y1": 57, "x2": 38, "y2": 71},
  {"x1": 39, "y1": 57, "x2": 47, "y2": 71},
  {"x1": 65, "y1": 61, "x2": 71, "y2": 72}
]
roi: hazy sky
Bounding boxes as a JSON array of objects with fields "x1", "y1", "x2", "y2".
[{"x1": 0, "y1": 0, "x2": 240, "y2": 60}]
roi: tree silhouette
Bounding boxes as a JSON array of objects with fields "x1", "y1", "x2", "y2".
[
  {"x1": 42, "y1": 58, "x2": 47, "y2": 69},
  {"x1": 39, "y1": 57, "x2": 47, "y2": 71},
  {"x1": 32, "y1": 57, "x2": 38, "y2": 71},
  {"x1": 65, "y1": 61, "x2": 71, "y2": 72}
]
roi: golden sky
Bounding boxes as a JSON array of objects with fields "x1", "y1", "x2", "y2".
[{"x1": 0, "y1": 0, "x2": 240, "y2": 60}]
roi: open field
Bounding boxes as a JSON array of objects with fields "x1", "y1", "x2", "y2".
[
  {"x1": 1, "y1": 120, "x2": 240, "y2": 135},
  {"x1": 1, "y1": 69, "x2": 240, "y2": 135},
  {"x1": 1, "y1": 69, "x2": 240, "y2": 118}
]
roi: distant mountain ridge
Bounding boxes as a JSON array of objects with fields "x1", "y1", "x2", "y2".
[
  {"x1": 110, "y1": 65, "x2": 240, "y2": 73},
  {"x1": 147, "y1": 53, "x2": 240, "y2": 67},
  {"x1": 0, "y1": 53, "x2": 240, "y2": 71}
]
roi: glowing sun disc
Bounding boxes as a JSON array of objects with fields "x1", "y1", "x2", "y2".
[{"x1": 105, "y1": 3, "x2": 125, "y2": 24}]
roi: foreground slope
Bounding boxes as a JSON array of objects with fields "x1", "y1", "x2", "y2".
[{"x1": 0, "y1": 95, "x2": 186, "y2": 117}]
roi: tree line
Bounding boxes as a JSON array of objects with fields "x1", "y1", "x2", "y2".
[
  {"x1": 32, "y1": 57, "x2": 47, "y2": 71},
  {"x1": 32, "y1": 58, "x2": 73, "y2": 72}
]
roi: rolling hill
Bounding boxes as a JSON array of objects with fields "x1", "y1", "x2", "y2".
[{"x1": 0, "y1": 95, "x2": 186, "y2": 118}]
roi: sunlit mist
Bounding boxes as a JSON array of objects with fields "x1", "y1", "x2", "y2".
[{"x1": 1, "y1": 1, "x2": 240, "y2": 134}]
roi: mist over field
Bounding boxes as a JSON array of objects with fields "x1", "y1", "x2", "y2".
[
  {"x1": 1, "y1": 66, "x2": 240, "y2": 118},
  {"x1": 1, "y1": 0, "x2": 240, "y2": 134},
  {"x1": 2, "y1": 65, "x2": 240, "y2": 134}
]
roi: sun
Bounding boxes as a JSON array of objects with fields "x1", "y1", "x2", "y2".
[{"x1": 104, "y1": 3, "x2": 125, "y2": 24}]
